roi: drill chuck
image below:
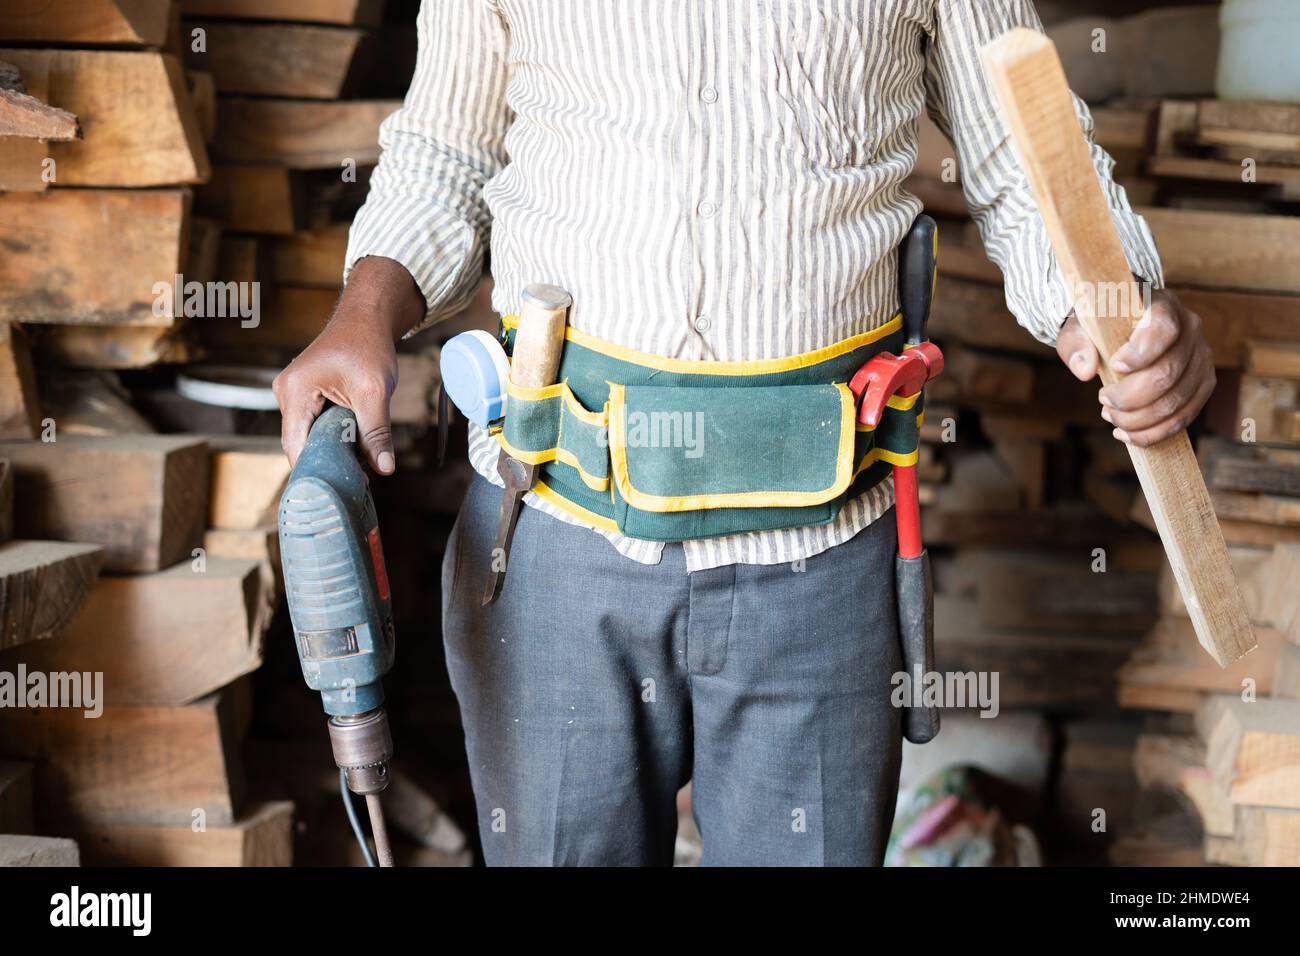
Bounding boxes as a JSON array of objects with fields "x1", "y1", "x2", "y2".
[{"x1": 328, "y1": 708, "x2": 394, "y2": 794}]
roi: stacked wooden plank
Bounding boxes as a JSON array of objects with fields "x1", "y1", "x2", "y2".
[
  {"x1": 180, "y1": 0, "x2": 402, "y2": 365},
  {"x1": 0, "y1": 433, "x2": 287, "y2": 865},
  {"x1": 906, "y1": 5, "x2": 1300, "y2": 864},
  {"x1": 0, "y1": 5, "x2": 213, "y2": 374}
]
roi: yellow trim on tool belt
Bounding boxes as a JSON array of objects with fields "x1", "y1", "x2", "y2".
[
  {"x1": 501, "y1": 313, "x2": 904, "y2": 376},
  {"x1": 606, "y1": 382, "x2": 859, "y2": 513},
  {"x1": 531, "y1": 479, "x2": 620, "y2": 532}
]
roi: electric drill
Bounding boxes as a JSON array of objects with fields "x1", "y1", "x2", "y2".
[{"x1": 278, "y1": 404, "x2": 397, "y2": 866}]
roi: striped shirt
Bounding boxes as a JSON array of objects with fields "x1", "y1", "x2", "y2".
[{"x1": 345, "y1": 0, "x2": 1164, "y2": 572}]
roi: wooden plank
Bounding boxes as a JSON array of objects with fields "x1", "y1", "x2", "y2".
[
  {"x1": 185, "y1": 21, "x2": 366, "y2": 99},
  {"x1": 196, "y1": 165, "x2": 303, "y2": 235},
  {"x1": 180, "y1": 0, "x2": 384, "y2": 27},
  {"x1": 1198, "y1": 99, "x2": 1300, "y2": 153},
  {"x1": 0, "y1": 835, "x2": 79, "y2": 866},
  {"x1": 1159, "y1": 545, "x2": 1275, "y2": 625},
  {"x1": 934, "y1": 595, "x2": 1133, "y2": 710},
  {"x1": 1153, "y1": 289, "x2": 1300, "y2": 370},
  {"x1": 1205, "y1": 805, "x2": 1300, "y2": 866},
  {"x1": 212, "y1": 98, "x2": 397, "y2": 169},
  {"x1": 0, "y1": 691, "x2": 244, "y2": 827},
  {"x1": 0, "y1": 324, "x2": 42, "y2": 439},
  {"x1": 270, "y1": 224, "x2": 347, "y2": 287},
  {"x1": 1139, "y1": 206, "x2": 1300, "y2": 295},
  {"x1": 207, "y1": 436, "x2": 290, "y2": 530},
  {"x1": 1200, "y1": 438, "x2": 1300, "y2": 498},
  {"x1": 0, "y1": 435, "x2": 209, "y2": 572},
  {"x1": 0, "y1": 189, "x2": 189, "y2": 326},
  {"x1": 1244, "y1": 340, "x2": 1300, "y2": 379},
  {"x1": 0, "y1": 541, "x2": 103, "y2": 652},
  {"x1": 0, "y1": 1, "x2": 173, "y2": 46},
  {"x1": 0, "y1": 88, "x2": 78, "y2": 141},
  {"x1": 0, "y1": 50, "x2": 208, "y2": 186},
  {"x1": 978, "y1": 559, "x2": 1156, "y2": 634},
  {"x1": 37, "y1": 324, "x2": 197, "y2": 369},
  {"x1": 7, "y1": 557, "x2": 269, "y2": 706},
  {"x1": 982, "y1": 29, "x2": 1256, "y2": 667},
  {"x1": 72, "y1": 800, "x2": 294, "y2": 867},
  {"x1": 1202, "y1": 697, "x2": 1300, "y2": 810},
  {"x1": 1118, "y1": 618, "x2": 1281, "y2": 712}
]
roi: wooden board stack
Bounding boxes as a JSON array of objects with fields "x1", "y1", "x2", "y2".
[
  {"x1": 0, "y1": 432, "x2": 286, "y2": 865},
  {"x1": 177, "y1": 0, "x2": 404, "y2": 365},
  {"x1": 904, "y1": 4, "x2": 1300, "y2": 864},
  {"x1": 0, "y1": 2, "x2": 212, "y2": 374}
]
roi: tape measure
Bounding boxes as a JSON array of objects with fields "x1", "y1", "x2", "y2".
[{"x1": 439, "y1": 330, "x2": 510, "y2": 428}]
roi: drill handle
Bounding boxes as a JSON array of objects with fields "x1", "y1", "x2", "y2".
[{"x1": 899, "y1": 214, "x2": 938, "y2": 346}]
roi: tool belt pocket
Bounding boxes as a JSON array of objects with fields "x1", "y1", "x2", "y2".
[
  {"x1": 498, "y1": 379, "x2": 610, "y2": 492},
  {"x1": 607, "y1": 382, "x2": 858, "y2": 541}
]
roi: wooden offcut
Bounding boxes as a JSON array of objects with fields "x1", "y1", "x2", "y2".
[
  {"x1": 0, "y1": 540, "x2": 103, "y2": 651},
  {"x1": 0, "y1": 435, "x2": 209, "y2": 572},
  {"x1": 0, "y1": 50, "x2": 209, "y2": 187},
  {"x1": 1203, "y1": 696, "x2": 1300, "y2": 810},
  {"x1": 0, "y1": 1, "x2": 173, "y2": 46},
  {"x1": 0, "y1": 691, "x2": 245, "y2": 827},
  {"x1": 212, "y1": 98, "x2": 397, "y2": 169},
  {"x1": 0, "y1": 189, "x2": 189, "y2": 326},
  {"x1": 185, "y1": 21, "x2": 366, "y2": 99},
  {"x1": 72, "y1": 800, "x2": 294, "y2": 867},
  {"x1": 981, "y1": 29, "x2": 1255, "y2": 667},
  {"x1": 10, "y1": 557, "x2": 269, "y2": 706},
  {"x1": 207, "y1": 437, "x2": 291, "y2": 530}
]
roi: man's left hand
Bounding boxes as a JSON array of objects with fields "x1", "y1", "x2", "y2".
[{"x1": 1056, "y1": 289, "x2": 1216, "y2": 448}]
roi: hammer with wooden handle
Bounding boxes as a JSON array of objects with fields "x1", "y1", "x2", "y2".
[
  {"x1": 482, "y1": 283, "x2": 571, "y2": 606},
  {"x1": 981, "y1": 29, "x2": 1254, "y2": 666}
]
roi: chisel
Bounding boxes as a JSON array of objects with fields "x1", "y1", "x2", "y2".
[{"x1": 482, "y1": 283, "x2": 571, "y2": 606}]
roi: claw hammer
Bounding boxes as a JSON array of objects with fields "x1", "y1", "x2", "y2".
[
  {"x1": 482, "y1": 284, "x2": 572, "y2": 605},
  {"x1": 850, "y1": 215, "x2": 943, "y2": 743}
]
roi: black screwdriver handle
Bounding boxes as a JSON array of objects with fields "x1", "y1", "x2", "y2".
[{"x1": 899, "y1": 214, "x2": 938, "y2": 347}]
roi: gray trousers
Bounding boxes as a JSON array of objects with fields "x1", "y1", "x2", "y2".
[{"x1": 442, "y1": 474, "x2": 903, "y2": 866}]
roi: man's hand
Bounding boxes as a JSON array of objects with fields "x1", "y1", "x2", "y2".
[
  {"x1": 1056, "y1": 289, "x2": 1216, "y2": 448},
  {"x1": 272, "y1": 256, "x2": 426, "y2": 473}
]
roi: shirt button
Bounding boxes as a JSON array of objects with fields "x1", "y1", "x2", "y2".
[
  {"x1": 697, "y1": 200, "x2": 716, "y2": 218},
  {"x1": 700, "y1": 86, "x2": 718, "y2": 104},
  {"x1": 693, "y1": 315, "x2": 711, "y2": 333}
]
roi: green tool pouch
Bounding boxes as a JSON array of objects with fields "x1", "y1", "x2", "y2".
[{"x1": 494, "y1": 316, "x2": 924, "y2": 541}]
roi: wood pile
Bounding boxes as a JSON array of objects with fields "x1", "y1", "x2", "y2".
[
  {"x1": 907, "y1": 3, "x2": 1300, "y2": 865},
  {"x1": 0, "y1": 0, "x2": 471, "y2": 868}
]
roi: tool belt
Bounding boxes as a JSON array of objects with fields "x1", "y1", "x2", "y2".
[{"x1": 490, "y1": 314, "x2": 925, "y2": 542}]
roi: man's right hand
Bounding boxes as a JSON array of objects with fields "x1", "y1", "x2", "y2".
[{"x1": 272, "y1": 256, "x2": 426, "y2": 474}]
